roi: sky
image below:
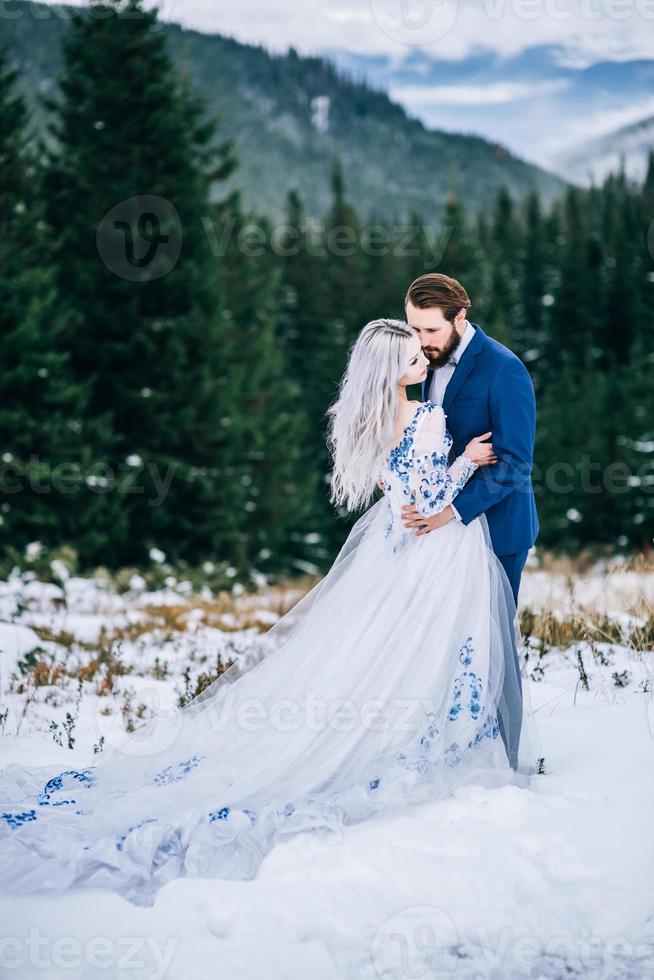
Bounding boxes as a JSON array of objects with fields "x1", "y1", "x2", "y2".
[
  {"x1": 148, "y1": 0, "x2": 654, "y2": 65},
  {"x1": 143, "y1": 0, "x2": 654, "y2": 175},
  {"x1": 36, "y1": 0, "x2": 654, "y2": 174}
]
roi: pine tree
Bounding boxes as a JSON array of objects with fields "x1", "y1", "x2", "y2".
[
  {"x1": 316, "y1": 161, "x2": 371, "y2": 553},
  {"x1": 210, "y1": 194, "x2": 318, "y2": 574},
  {"x1": 399, "y1": 209, "x2": 445, "y2": 299},
  {"x1": 39, "y1": 0, "x2": 243, "y2": 568},
  {"x1": 543, "y1": 187, "x2": 599, "y2": 380},
  {"x1": 612, "y1": 338, "x2": 654, "y2": 549},
  {"x1": 323, "y1": 157, "x2": 368, "y2": 346},
  {"x1": 642, "y1": 151, "x2": 654, "y2": 216},
  {"x1": 516, "y1": 190, "x2": 546, "y2": 364},
  {"x1": 360, "y1": 209, "x2": 407, "y2": 323},
  {"x1": 277, "y1": 189, "x2": 331, "y2": 384},
  {"x1": 601, "y1": 168, "x2": 648, "y2": 367},
  {"x1": 484, "y1": 186, "x2": 521, "y2": 346},
  {"x1": 275, "y1": 189, "x2": 342, "y2": 561},
  {"x1": 437, "y1": 190, "x2": 478, "y2": 290},
  {"x1": 0, "y1": 44, "x2": 83, "y2": 558}
]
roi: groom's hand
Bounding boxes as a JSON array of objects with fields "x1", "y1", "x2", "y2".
[{"x1": 401, "y1": 504, "x2": 455, "y2": 536}]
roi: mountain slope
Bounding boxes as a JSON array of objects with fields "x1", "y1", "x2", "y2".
[
  {"x1": 553, "y1": 113, "x2": 654, "y2": 184},
  {"x1": 2, "y1": 1, "x2": 568, "y2": 222},
  {"x1": 325, "y1": 45, "x2": 654, "y2": 183}
]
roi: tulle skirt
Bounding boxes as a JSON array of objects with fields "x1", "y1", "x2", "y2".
[{"x1": 0, "y1": 499, "x2": 543, "y2": 905}]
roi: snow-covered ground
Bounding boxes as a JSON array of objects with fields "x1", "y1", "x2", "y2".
[{"x1": 0, "y1": 554, "x2": 653, "y2": 979}]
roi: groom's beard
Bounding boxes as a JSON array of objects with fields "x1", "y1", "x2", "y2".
[{"x1": 423, "y1": 325, "x2": 461, "y2": 368}]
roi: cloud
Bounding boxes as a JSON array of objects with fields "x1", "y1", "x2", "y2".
[
  {"x1": 33, "y1": 0, "x2": 654, "y2": 66},
  {"x1": 542, "y1": 94, "x2": 654, "y2": 156},
  {"x1": 151, "y1": 0, "x2": 654, "y2": 66},
  {"x1": 390, "y1": 79, "x2": 571, "y2": 106}
]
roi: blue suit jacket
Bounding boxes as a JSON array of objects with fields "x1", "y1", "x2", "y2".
[{"x1": 421, "y1": 323, "x2": 539, "y2": 557}]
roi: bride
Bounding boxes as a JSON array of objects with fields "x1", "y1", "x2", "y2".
[{"x1": 0, "y1": 318, "x2": 543, "y2": 906}]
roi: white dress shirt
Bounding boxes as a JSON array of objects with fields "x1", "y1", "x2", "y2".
[{"x1": 428, "y1": 320, "x2": 476, "y2": 523}]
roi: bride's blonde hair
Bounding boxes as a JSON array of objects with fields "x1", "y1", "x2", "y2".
[{"x1": 326, "y1": 318, "x2": 415, "y2": 512}]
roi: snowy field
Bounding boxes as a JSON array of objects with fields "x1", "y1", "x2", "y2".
[{"x1": 0, "y1": 549, "x2": 653, "y2": 979}]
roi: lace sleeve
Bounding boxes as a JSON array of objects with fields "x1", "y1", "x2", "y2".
[{"x1": 410, "y1": 405, "x2": 478, "y2": 517}]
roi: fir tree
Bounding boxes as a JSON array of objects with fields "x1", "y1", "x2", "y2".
[
  {"x1": 210, "y1": 194, "x2": 318, "y2": 574},
  {"x1": 0, "y1": 44, "x2": 83, "y2": 556},
  {"x1": 40, "y1": 0, "x2": 241, "y2": 567},
  {"x1": 484, "y1": 185, "x2": 521, "y2": 346},
  {"x1": 437, "y1": 190, "x2": 478, "y2": 289},
  {"x1": 516, "y1": 190, "x2": 546, "y2": 364},
  {"x1": 316, "y1": 161, "x2": 370, "y2": 553}
]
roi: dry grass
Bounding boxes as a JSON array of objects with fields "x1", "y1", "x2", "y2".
[
  {"x1": 534, "y1": 549, "x2": 654, "y2": 576},
  {"x1": 519, "y1": 600, "x2": 653, "y2": 665}
]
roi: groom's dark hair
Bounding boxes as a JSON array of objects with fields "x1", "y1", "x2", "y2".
[{"x1": 405, "y1": 273, "x2": 471, "y2": 323}]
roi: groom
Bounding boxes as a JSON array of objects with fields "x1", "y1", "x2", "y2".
[{"x1": 401, "y1": 273, "x2": 539, "y2": 766}]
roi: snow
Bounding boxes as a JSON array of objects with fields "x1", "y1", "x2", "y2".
[
  {"x1": 0, "y1": 560, "x2": 653, "y2": 978},
  {"x1": 0, "y1": 623, "x2": 42, "y2": 679}
]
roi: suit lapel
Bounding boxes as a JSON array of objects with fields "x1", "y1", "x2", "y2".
[
  {"x1": 442, "y1": 323, "x2": 485, "y2": 414},
  {"x1": 421, "y1": 369, "x2": 433, "y2": 402}
]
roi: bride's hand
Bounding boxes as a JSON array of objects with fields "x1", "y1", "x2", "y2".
[{"x1": 464, "y1": 431, "x2": 498, "y2": 466}]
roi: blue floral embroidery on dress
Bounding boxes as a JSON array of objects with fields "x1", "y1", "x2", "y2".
[
  {"x1": 2, "y1": 810, "x2": 38, "y2": 830},
  {"x1": 395, "y1": 710, "x2": 441, "y2": 775},
  {"x1": 208, "y1": 805, "x2": 258, "y2": 825},
  {"x1": 37, "y1": 769, "x2": 97, "y2": 806},
  {"x1": 154, "y1": 827, "x2": 183, "y2": 858},
  {"x1": 468, "y1": 712, "x2": 500, "y2": 747},
  {"x1": 444, "y1": 638, "x2": 501, "y2": 761},
  {"x1": 2, "y1": 770, "x2": 99, "y2": 830},
  {"x1": 447, "y1": 637, "x2": 483, "y2": 722},
  {"x1": 381, "y1": 401, "x2": 476, "y2": 546},
  {"x1": 365, "y1": 637, "x2": 500, "y2": 780},
  {"x1": 459, "y1": 638, "x2": 474, "y2": 666},
  {"x1": 209, "y1": 806, "x2": 230, "y2": 822},
  {"x1": 153, "y1": 755, "x2": 205, "y2": 786},
  {"x1": 116, "y1": 817, "x2": 158, "y2": 852},
  {"x1": 391, "y1": 532, "x2": 412, "y2": 555},
  {"x1": 383, "y1": 406, "x2": 432, "y2": 553},
  {"x1": 383, "y1": 497, "x2": 394, "y2": 540},
  {"x1": 386, "y1": 403, "x2": 431, "y2": 503},
  {"x1": 444, "y1": 743, "x2": 463, "y2": 767},
  {"x1": 414, "y1": 444, "x2": 473, "y2": 515}
]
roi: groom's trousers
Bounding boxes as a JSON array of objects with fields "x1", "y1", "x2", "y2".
[
  {"x1": 496, "y1": 549, "x2": 529, "y2": 770},
  {"x1": 497, "y1": 550, "x2": 529, "y2": 606}
]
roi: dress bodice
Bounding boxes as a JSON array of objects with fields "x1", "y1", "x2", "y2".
[{"x1": 378, "y1": 400, "x2": 478, "y2": 553}]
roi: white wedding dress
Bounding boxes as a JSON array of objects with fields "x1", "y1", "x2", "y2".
[{"x1": 0, "y1": 400, "x2": 542, "y2": 905}]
